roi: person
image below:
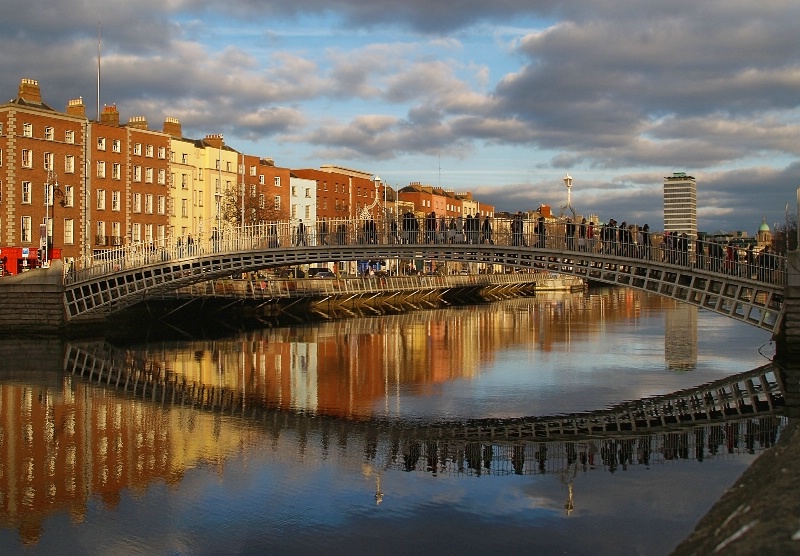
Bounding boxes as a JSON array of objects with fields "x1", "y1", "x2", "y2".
[
  {"x1": 187, "y1": 234, "x2": 195, "y2": 255},
  {"x1": 482, "y1": 215, "x2": 493, "y2": 245},
  {"x1": 565, "y1": 218, "x2": 575, "y2": 250},
  {"x1": 578, "y1": 218, "x2": 587, "y2": 251},
  {"x1": 640, "y1": 224, "x2": 650, "y2": 260},
  {"x1": 587, "y1": 221, "x2": 595, "y2": 252},
  {"x1": 176, "y1": 236, "x2": 183, "y2": 258},
  {"x1": 318, "y1": 220, "x2": 328, "y2": 245},
  {"x1": 296, "y1": 219, "x2": 307, "y2": 246},
  {"x1": 537, "y1": 215, "x2": 546, "y2": 248}
]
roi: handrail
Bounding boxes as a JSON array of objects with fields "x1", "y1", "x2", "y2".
[{"x1": 61, "y1": 216, "x2": 787, "y2": 289}]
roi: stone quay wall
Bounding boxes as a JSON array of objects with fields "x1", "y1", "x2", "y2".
[{"x1": 0, "y1": 260, "x2": 66, "y2": 333}]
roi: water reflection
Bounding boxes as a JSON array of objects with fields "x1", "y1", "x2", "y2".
[{"x1": 0, "y1": 288, "x2": 785, "y2": 553}]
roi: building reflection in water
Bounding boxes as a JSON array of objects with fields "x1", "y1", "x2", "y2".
[
  {"x1": 0, "y1": 288, "x2": 779, "y2": 547},
  {"x1": 665, "y1": 303, "x2": 698, "y2": 371}
]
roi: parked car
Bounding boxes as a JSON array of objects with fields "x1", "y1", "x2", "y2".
[{"x1": 312, "y1": 270, "x2": 336, "y2": 279}]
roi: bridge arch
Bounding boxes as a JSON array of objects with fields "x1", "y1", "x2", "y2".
[{"x1": 62, "y1": 219, "x2": 786, "y2": 332}]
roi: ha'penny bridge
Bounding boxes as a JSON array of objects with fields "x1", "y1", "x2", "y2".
[
  {"x1": 1, "y1": 216, "x2": 798, "y2": 356},
  {"x1": 64, "y1": 341, "x2": 791, "y2": 477}
]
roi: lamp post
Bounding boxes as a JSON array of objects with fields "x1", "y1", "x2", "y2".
[
  {"x1": 43, "y1": 168, "x2": 59, "y2": 267},
  {"x1": 563, "y1": 173, "x2": 574, "y2": 217}
]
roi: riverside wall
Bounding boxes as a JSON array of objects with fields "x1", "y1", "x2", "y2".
[
  {"x1": 0, "y1": 260, "x2": 66, "y2": 333},
  {"x1": 778, "y1": 251, "x2": 800, "y2": 359}
]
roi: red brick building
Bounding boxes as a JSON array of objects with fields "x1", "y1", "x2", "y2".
[
  {"x1": 0, "y1": 79, "x2": 88, "y2": 270},
  {"x1": 294, "y1": 165, "x2": 385, "y2": 221}
]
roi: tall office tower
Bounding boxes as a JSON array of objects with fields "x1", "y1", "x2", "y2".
[{"x1": 663, "y1": 172, "x2": 697, "y2": 239}]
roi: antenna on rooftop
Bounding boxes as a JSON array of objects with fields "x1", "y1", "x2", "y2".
[{"x1": 97, "y1": 23, "x2": 101, "y2": 121}]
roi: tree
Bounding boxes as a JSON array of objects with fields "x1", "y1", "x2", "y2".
[
  {"x1": 772, "y1": 211, "x2": 797, "y2": 255},
  {"x1": 219, "y1": 184, "x2": 285, "y2": 228}
]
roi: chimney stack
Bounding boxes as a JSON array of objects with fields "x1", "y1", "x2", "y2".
[
  {"x1": 100, "y1": 104, "x2": 120, "y2": 126},
  {"x1": 204, "y1": 134, "x2": 224, "y2": 149},
  {"x1": 18, "y1": 78, "x2": 42, "y2": 104},
  {"x1": 163, "y1": 117, "x2": 182, "y2": 137},
  {"x1": 128, "y1": 116, "x2": 148, "y2": 130},
  {"x1": 66, "y1": 97, "x2": 86, "y2": 118}
]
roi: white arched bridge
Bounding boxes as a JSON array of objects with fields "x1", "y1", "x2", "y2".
[{"x1": 62, "y1": 217, "x2": 787, "y2": 332}]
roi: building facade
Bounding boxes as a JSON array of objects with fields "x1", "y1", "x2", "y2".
[{"x1": 663, "y1": 172, "x2": 697, "y2": 239}]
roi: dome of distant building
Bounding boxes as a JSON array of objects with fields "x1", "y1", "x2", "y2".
[{"x1": 759, "y1": 218, "x2": 770, "y2": 232}]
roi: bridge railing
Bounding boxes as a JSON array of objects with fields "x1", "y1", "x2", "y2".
[{"x1": 63, "y1": 217, "x2": 787, "y2": 288}]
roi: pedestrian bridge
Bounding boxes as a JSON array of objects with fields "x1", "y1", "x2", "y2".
[{"x1": 61, "y1": 217, "x2": 786, "y2": 331}]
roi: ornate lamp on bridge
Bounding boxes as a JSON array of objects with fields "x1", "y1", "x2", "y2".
[{"x1": 563, "y1": 173, "x2": 575, "y2": 217}]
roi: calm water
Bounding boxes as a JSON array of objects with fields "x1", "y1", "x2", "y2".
[{"x1": 0, "y1": 287, "x2": 784, "y2": 555}]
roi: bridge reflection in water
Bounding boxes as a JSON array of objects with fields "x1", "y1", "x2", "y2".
[
  {"x1": 0, "y1": 290, "x2": 787, "y2": 550},
  {"x1": 0, "y1": 343, "x2": 787, "y2": 547}
]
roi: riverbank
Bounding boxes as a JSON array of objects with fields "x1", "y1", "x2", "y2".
[{"x1": 673, "y1": 365, "x2": 800, "y2": 554}]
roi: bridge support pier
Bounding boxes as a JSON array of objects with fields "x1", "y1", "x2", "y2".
[
  {"x1": 777, "y1": 251, "x2": 800, "y2": 360},
  {"x1": 0, "y1": 260, "x2": 67, "y2": 333}
]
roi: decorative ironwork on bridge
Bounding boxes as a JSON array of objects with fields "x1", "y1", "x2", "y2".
[{"x1": 60, "y1": 218, "x2": 786, "y2": 331}]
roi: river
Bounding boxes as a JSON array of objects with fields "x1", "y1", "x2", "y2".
[{"x1": 0, "y1": 287, "x2": 784, "y2": 555}]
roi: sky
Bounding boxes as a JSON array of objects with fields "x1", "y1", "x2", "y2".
[{"x1": 2, "y1": 0, "x2": 799, "y2": 233}]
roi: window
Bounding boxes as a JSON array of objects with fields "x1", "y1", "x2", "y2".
[
  {"x1": 305, "y1": 206, "x2": 311, "y2": 220},
  {"x1": 181, "y1": 199, "x2": 188, "y2": 217},
  {"x1": 274, "y1": 176, "x2": 280, "y2": 187},
  {"x1": 96, "y1": 189, "x2": 106, "y2": 210},
  {"x1": 21, "y1": 216, "x2": 32, "y2": 242},
  {"x1": 22, "y1": 182, "x2": 32, "y2": 204},
  {"x1": 259, "y1": 194, "x2": 265, "y2": 209},
  {"x1": 305, "y1": 188, "x2": 311, "y2": 198},
  {"x1": 132, "y1": 222, "x2": 141, "y2": 243},
  {"x1": 145, "y1": 223, "x2": 153, "y2": 244},
  {"x1": 96, "y1": 221, "x2": 106, "y2": 245},
  {"x1": 133, "y1": 166, "x2": 141, "y2": 182},
  {"x1": 226, "y1": 161, "x2": 231, "y2": 172},
  {"x1": 274, "y1": 196, "x2": 281, "y2": 210},
  {"x1": 23, "y1": 123, "x2": 32, "y2": 137},
  {"x1": 291, "y1": 186, "x2": 297, "y2": 197},
  {"x1": 96, "y1": 161, "x2": 107, "y2": 178},
  {"x1": 291, "y1": 205, "x2": 297, "y2": 218},
  {"x1": 64, "y1": 218, "x2": 74, "y2": 244},
  {"x1": 65, "y1": 130, "x2": 74, "y2": 144},
  {"x1": 132, "y1": 193, "x2": 141, "y2": 213},
  {"x1": 44, "y1": 152, "x2": 54, "y2": 171},
  {"x1": 65, "y1": 155, "x2": 75, "y2": 174},
  {"x1": 157, "y1": 195, "x2": 165, "y2": 214},
  {"x1": 259, "y1": 175, "x2": 265, "y2": 185},
  {"x1": 181, "y1": 153, "x2": 187, "y2": 164},
  {"x1": 197, "y1": 190, "x2": 203, "y2": 207},
  {"x1": 22, "y1": 149, "x2": 33, "y2": 168},
  {"x1": 97, "y1": 137, "x2": 106, "y2": 150},
  {"x1": 63, "y1": 185, "x2": 74, "y2": 207},
  {"x1": 145, "y1": 167, "x2": 153, "y2": 183},
  {"x1": 145, "y1": 194, "x2": 153, "y2": 214},
  {"x1": 250, "y1": 165, "x2": 256, "y2": 176},
  {"x1": 133, "y1": 143, "x2": 142, "y2": 156},
  {"x1": 44, "y1": 127, "x2": 54, "y2": 141},
  {"x1": 0, "y1": 149, "x2": 2, "y2": 166},
  {"x1": 112, "y1": 163, "x2": 121, "y2": 180},
  {"x1": 112, "y1": 191, "x2": 120, "y2": 211},
  {"x1": 250, "y1": 184, "x2": 256, "y2": 197},
  {"x1": 181, "y1": 174, "x2": 188, "y2": 189},
  {"x1": 146, "y1": 145, "x2": 153, "y2": 157},
  {"x1": 157, "y1": 146, "x2": 166, "y2": 159},
  {"x1": 158, "y1": 168, "x2": 166, "y2": 185},
  {"x1": 112, "y1": 139, "x2": 121, "y2": 153},
  {"x1": 112, "y1": 222, "x2": 121, "y2": 244}
]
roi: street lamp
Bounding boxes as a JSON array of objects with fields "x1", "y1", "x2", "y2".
[
  {"x1": 563, "y1": 173, "x2": 575, "y2": 217},
  {"x1": 43, "y1": 168, "x2": 59, "y2": 267}
]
